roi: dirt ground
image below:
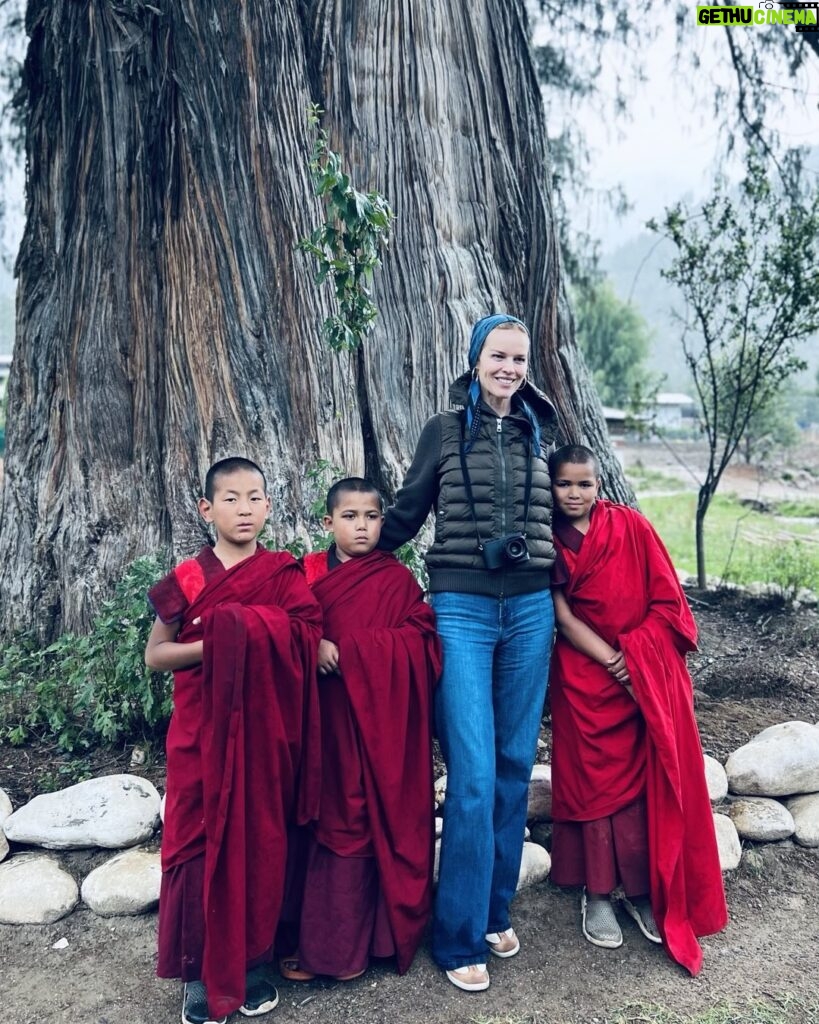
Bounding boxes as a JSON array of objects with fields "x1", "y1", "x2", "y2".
[{"x1": 2, "y1": 588, "x2": 819, "y2": 1024}]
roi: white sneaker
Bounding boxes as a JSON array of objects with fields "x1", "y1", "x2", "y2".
[
  {"x1": 485, "y1": 928, "x2": 520, "y2": 958},
  {"x1": 445, "y1": 963, "x2": 490, "y2": 991}
]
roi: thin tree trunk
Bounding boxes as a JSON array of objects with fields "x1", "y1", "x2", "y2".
[{"x1": 0, "y1": 0, "x2": 631, "y2": 638}]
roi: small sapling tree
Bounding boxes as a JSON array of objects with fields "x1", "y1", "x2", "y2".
[{"x1": 649, "y1": 155, "x2": 819, "y2": 587}]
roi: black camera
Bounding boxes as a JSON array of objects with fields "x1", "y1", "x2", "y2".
[{"x1": 481, "y1": 533, "x2": 530, "y2": 570}]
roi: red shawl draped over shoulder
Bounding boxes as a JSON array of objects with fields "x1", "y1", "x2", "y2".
[
  {"x1": 550, "y1": 500, "x2": 727, "y2": 975},
  {"x1": 150, "y1": 547, "x2": 322, "y2": 1016},
  {"x1": 306, "y1": 549, "x2": 442, "y2": 974}
]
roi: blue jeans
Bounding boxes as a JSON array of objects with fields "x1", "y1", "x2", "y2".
[{"x1": 429, "y1": 588, "x2": 554, "y2": 969}]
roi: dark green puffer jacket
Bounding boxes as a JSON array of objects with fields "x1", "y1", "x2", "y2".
[{"x1": 380, "y1": 375, "x2": 559, "y2": 598}]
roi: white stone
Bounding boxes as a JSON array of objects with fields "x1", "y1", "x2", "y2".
[
  {"x1": 434, "y1": 816, "x2": 443, "y2": 838},
  {"x1": 81, "y1": 848, "x2": 161, "y2": 916},
  {"x1": 517, "y1": 841, "x2": 551, "y2": 889},
  {"x1": 3, "y1": 774, "x2": 160, "y2": 850},
  {"x1": 728, "y1": 797, "x2": 795, "y2": 842},
  {"x1": 0, "y1": 788, "x2": 13, "y2": 864},
  {"x1": 785, "y1": 793, "x2": 819, "y2": 848},
  {"x1": 159, "y1": 792, "x2": 166, "y2": 824},
  {"x1": 433, "y1": 838, "x2": 441, "y2": 884},
  {"x1": 713, "y1": 814, "x2": 742, "y2": 872},
  {"x1": 434, "y1": 775, "x2": 447, "y2": 808},
  {"x1": 0, "y1": 854, "x2": 79, "y2": 924},
  {"x1": 704, "y1": 755, "x2": 728, "y2": 804},
  {"x1": 725, "y1": 721, "x2": 819, "y2": 797},
  {"x1": 527, "y1": 764, "x2": 552, "y2": 821}
]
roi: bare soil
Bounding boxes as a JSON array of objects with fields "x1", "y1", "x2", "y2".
[{"x1": 2, "y1": 589, "x2": 819, "y2": 1024}]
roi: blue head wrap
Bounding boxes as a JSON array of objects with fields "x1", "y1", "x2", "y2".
[{"x1": 464, "y1": 313, "x2": 540, "y2": 453}]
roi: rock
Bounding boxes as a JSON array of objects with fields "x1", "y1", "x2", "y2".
[
  {"x1": 704, "y1": 755, "x2": 728, "y2": 804},
  {"x1": 725, "y1": 721, "x2": 819, "y2": 797},
  {"x1": 81, "y1": 848, "x2": 161, "y2": 916},
  {"x1": 3, "y1": 774, "x2": 160, "y2": 850},
  {"x1": 527, "y1": 764, "x2": 552, "y2": 821},
  {"x1": 713, "y1": 813, "x2": 741, "y2": 871},
  {"x1": 728, "y1": 797, "x2": 795, "y2": 842},
  {"x1": 785, "y1": 793, "x2": 819, "y2": 848},
  {"x1": 517, "y1": 841, "x2": 551, "y2": 889},
  {"x1": 0, "y1": 788, "x2": 11, "y2": 864},
  {"x1": 434, "y1": 816, "x2": 443, "y2": 838},
  {"x1": 433, "y1": 838, "x2": 441, "y2": 884},
  {"x1": 434, "y1": 775, "x2": 447, "y2": 808},
  {"x1": 0, "y1": 854, "x2": 79, "y2": 924},
  {"x1": 159, "y1": 792, "x2": 166, "y2": 824}
]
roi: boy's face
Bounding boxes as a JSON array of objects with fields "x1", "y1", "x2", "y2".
[
  {"x1": 323, "y1": 491, "x2": 383, "y2": 561},
  {"x1": 198, "y1": 468, "x2": 271, "y2": 545},
  {"x1": 551, "y1": 461, "x2": 600, "y2": 525}
]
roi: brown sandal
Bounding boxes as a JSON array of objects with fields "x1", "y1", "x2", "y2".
[{"x1": 279, "y1": 954, "x2": 315, "y2": 982}]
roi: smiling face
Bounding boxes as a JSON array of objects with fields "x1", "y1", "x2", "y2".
[
  {"x1": 474, "y1": 325, "x2": 529, "y2": 415},
  {"x1": 324, "y1": 490, "x2": 384, "y2": 561},
  {"x1": 198, "y1": 468, "x2": 271, "y2": 555},
  {"x1": 550, "y1": 460, "x2": 601, "y2": 532}
]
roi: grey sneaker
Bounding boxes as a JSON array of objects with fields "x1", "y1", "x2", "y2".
[
  {"x1": 581, "y1": 890, "x2": 623, "y2": 949},
  {"x1": 621, "y1": 895, "x2": 662, "y2": 944},
  {"x1": 182, "y1": 982, "x2": 226, "y2": 1024}
]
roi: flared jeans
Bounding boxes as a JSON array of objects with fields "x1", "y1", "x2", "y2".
[{"x1": 429, "y1": 588, "x2": 554, "y2": 969}]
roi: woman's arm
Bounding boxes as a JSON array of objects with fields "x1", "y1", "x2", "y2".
[
  {"x1": 144, "y1": 617, "x2": 203, "y2": 671},
  {"x1": 378, "y1": 416, "x2": 442, "y2": 550},
  {"x1": 553, "y1": 589, "x2": 630, "y2": 684}
]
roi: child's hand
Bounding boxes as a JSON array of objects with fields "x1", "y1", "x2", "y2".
[
  {"x1": 317, "y1": 639, "x2": 340, "y2": 675},
  {"x1": 605, "y1": 651, "x2": 631, "y2": 684}
]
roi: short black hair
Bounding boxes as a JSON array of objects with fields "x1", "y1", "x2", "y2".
[
  {"x1": 548, "y1": 444, "x2": 601, "y2": 479},
  {"x1": 326, "y1": 477, "x2": 384, "y2": 514},
  {"x1": 204, "y1": 457, "x2": 267, "y2": 501}
]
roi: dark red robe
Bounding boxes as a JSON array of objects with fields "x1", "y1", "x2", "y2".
[
  {"x1": 301, "y1": 548, "x2": 442, "y2": 974},
  {"x1": 550, "y1": 500, "x2": 727, "y2": 975},
  {"x1": 149, "y1": 547, "x2": 322, "y2": 1015}
]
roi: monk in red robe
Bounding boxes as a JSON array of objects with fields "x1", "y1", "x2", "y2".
[
  {"x1": 145, "y1": 458, "x2": 321, "y2": 1024},
  {"x1": 280, "y1": 477, "x2": 441, "y2": 983},
  {"x1": 547, "y1": 445, "x2": 727, "y2": 976}
]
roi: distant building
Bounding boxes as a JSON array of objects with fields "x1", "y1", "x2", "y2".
[
  {"x1": 651, "y1": 392, "x2": 698, "y2": 430},
  {"x1": 602, "y1": 405, "x2": 628, "y2": 438}
]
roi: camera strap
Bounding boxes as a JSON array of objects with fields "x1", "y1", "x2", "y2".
[{"x1": 459, "y1": 416, "x2": 533, "y2": 551}]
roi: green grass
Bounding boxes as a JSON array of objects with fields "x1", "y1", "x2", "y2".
[{"x1": 638, "y1": 491, "x2": 819, "y2": 592}]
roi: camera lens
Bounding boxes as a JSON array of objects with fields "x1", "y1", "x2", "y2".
[{"x1": 505, "y1": 537, "x2": 527, "y2": 561}]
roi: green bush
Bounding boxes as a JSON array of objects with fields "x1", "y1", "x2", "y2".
[{"x1": 0, "y1": 556, "x2": 171, "y2": 752}]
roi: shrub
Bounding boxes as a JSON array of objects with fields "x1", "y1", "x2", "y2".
[{"x1": 0, "y1": 556, "x2": 171, "y2": 751}]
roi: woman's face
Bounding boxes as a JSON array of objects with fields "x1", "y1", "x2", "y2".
[{"x1": 475, "y1": 326, "x2": 529, "y2": 411}]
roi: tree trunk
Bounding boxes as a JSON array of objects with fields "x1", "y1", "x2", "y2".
[
  {"x1": 0, "y1": 0, "x2": 631, "y2": 638},
  {"x1": 695, "y1": 486, "x2": 710, "y2": 589}
]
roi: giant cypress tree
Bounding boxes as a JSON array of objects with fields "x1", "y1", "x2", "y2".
[{"x1": 0, "y1": 0, "x2": 625, "y2": 637}]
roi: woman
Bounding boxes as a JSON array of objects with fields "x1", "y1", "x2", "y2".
[{"x1": 379, "y1": 313, "x2": 558, "y2": 991}]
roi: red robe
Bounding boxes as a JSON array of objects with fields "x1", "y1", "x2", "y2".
[
  {"x1": 302, "y1": 548, "x2": 442, "y2": 974},
  {"x1": 150, "y1": 547, "x2": 322, "y2": 1015},
  {"x1": 550, "y1": 500, "x2": 727, "y2": 975}
]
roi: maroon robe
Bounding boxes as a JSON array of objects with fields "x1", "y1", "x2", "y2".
[
  {"x1": 550, "y1": 500, "x2": 727, "y2": 975},
  {"x1": 149, "y1": 547, "x2": 322, "y2": 1015},
  {"x1": 301, "y1": 548, "x2": 442, "y2": 974}
]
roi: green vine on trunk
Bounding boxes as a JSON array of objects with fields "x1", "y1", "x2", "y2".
[{"x1": 298, "y1": 104, "x2": 395, "y2": 351}]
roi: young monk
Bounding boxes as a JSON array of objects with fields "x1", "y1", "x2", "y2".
[
  {"x1": 281, "y1": 477, "x2": 442, "y2": 982},
  {"x1": 145, "y1": 457, "x2": 322, "y2": 1024},
  {"x1": 547, "y1": 445, "x2": 727, "y2": 976}
]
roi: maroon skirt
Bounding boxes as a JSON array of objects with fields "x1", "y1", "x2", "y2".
[{"x1": 550, "y1": 795, "x2": 650, "y2": 896}]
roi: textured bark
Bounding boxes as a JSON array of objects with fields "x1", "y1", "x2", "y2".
[{"x1": 0, "y1": 0, "x2": 631, "y2": 637}]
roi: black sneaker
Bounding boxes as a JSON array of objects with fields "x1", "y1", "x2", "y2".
[
  {"x1": 182, "y1": 982, "x2": 226, "y2": 1024},
  {"x1": 240, "y1": 965, "x2": 280, "y2": 1017}
]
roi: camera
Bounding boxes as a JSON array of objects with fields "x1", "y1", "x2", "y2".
[{"x1": 481, "y1": 533, "x2": 530, "y2": 570}]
